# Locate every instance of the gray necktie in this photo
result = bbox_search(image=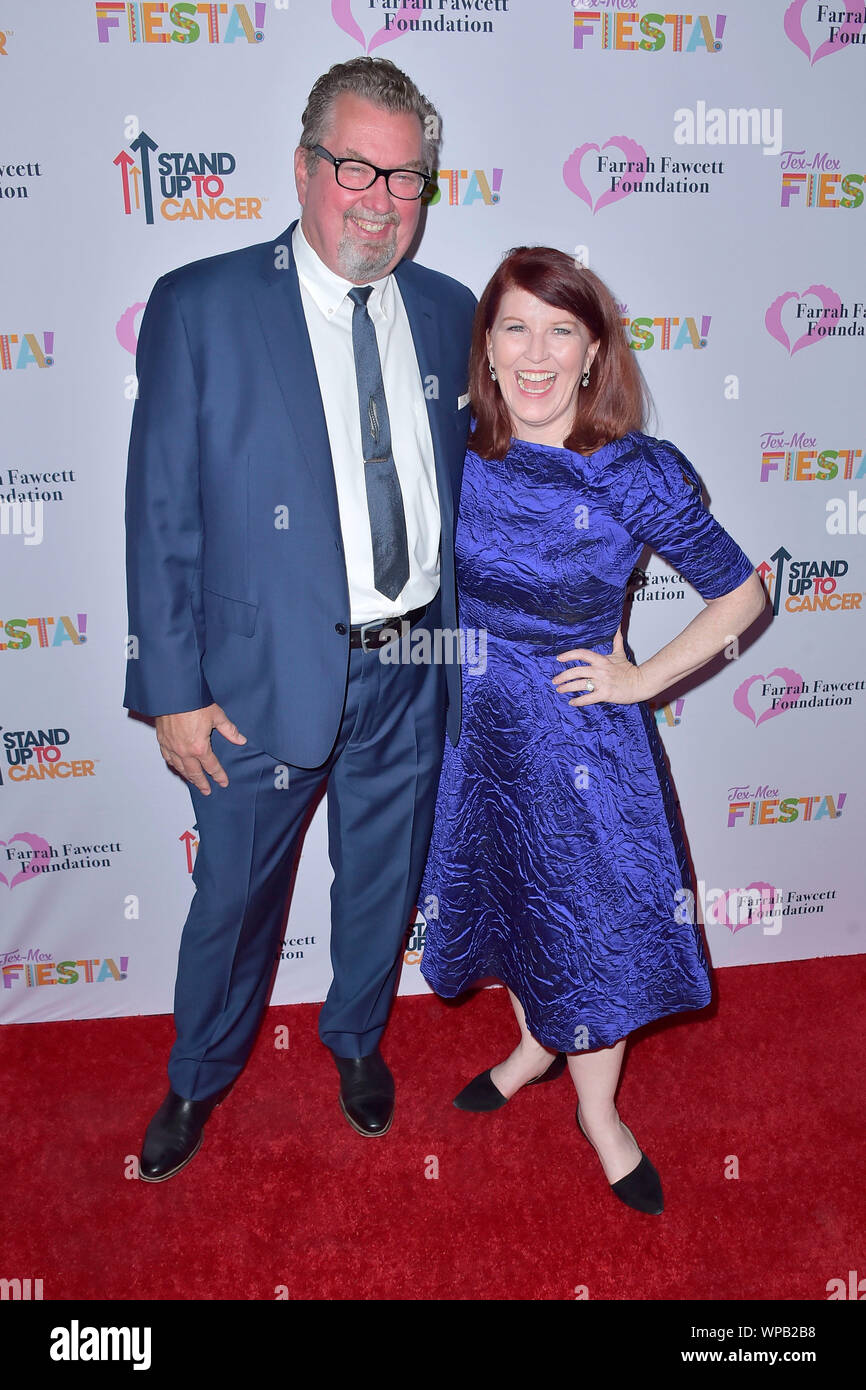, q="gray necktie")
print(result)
[347,285,410,602]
